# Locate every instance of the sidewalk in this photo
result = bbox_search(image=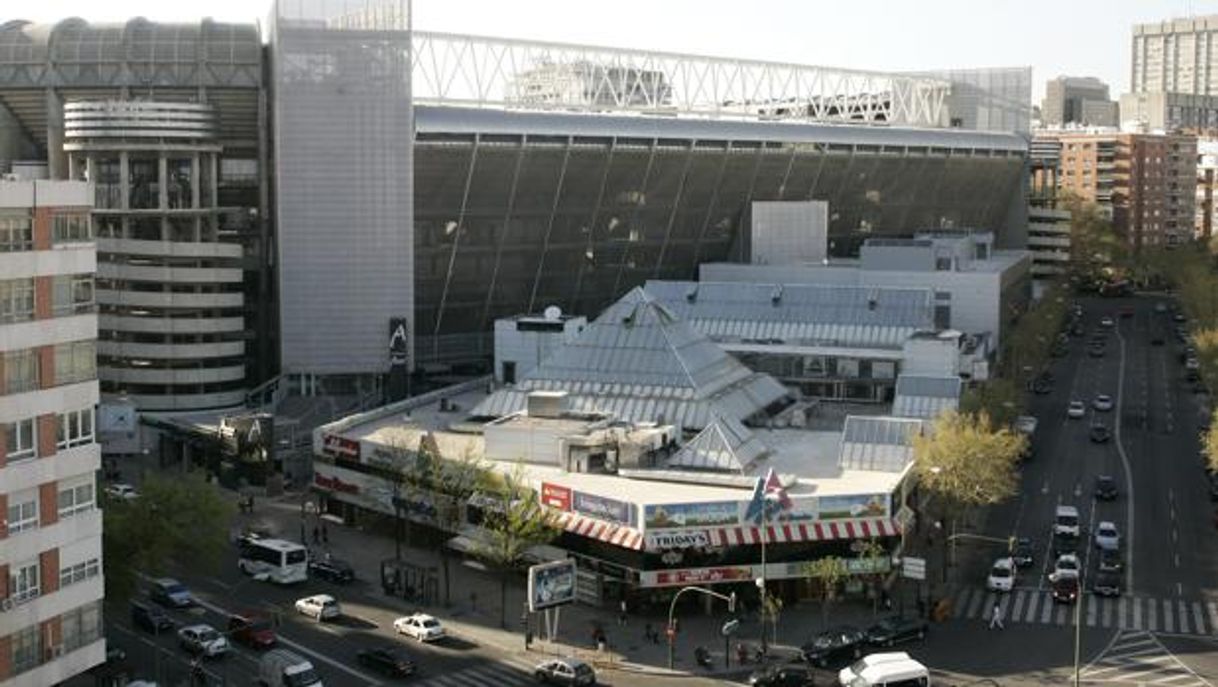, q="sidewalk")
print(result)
[233,490,896,677]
